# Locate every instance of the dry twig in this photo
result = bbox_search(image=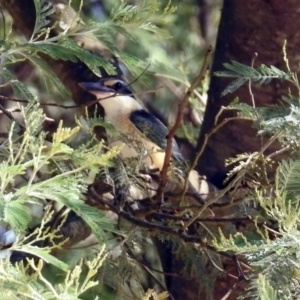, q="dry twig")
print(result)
[156,45,213,204]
